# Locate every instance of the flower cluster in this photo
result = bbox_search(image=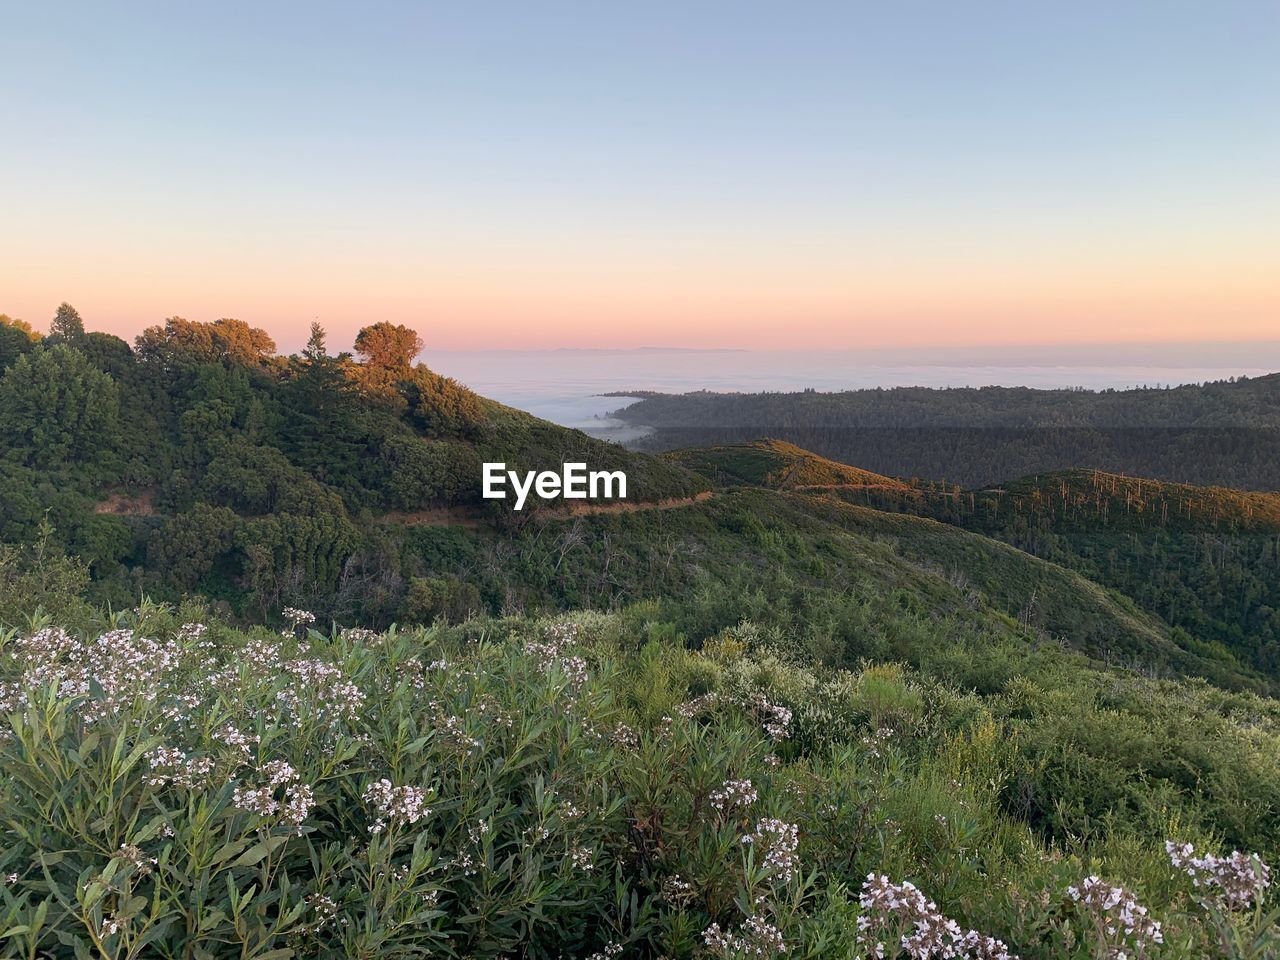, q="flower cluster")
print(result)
[242,761,317,831]
[340,626,380,645]
[282,608,316,632]
[229,760,315,831]
[861,726,896,758]
[232,785,280,818]
[675,691,717,718]
[114,843,157,875]
[525,621,590,691]
[742,818,800,884]
[710,777,758,815]
[276,656,365,726]
[215,723,259,758]
[431,711,480,752]
[362,779,430,834]
[281,783,316,831]
[145,746,217,789]
[453,820,488,875]
[611,722,639,749]
[660,874,696,908]
[1166,840,1271,910]
[703,915,788,957]
[569,844,595,872]
[2,627,191,722]
[858,874,1017,960]
[743,693,793,741]
[302,893,340,934]
[1067,876,1162,958]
